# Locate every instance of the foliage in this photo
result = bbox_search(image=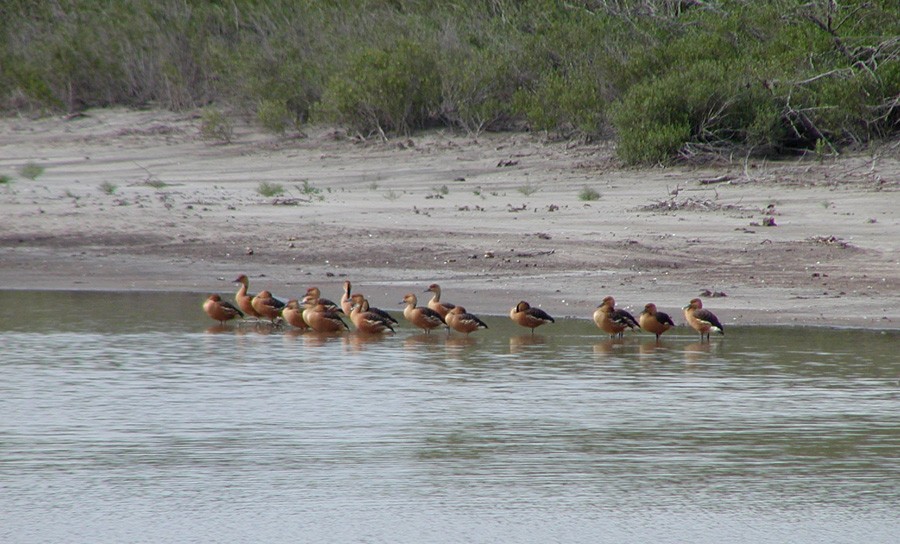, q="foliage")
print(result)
[19,162,44,180]
[199,108,233,143]
[578,186,601,201]
[256,182,284,197]
[0,0,897,163]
